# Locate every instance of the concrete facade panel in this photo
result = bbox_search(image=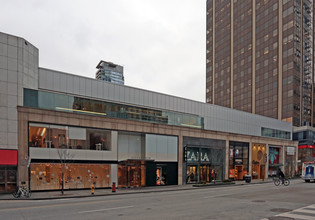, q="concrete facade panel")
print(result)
[86,79,92,97]
[0,69,8,82]
[79,78,85,95]
[8,70,18,84]
[7,45,17,59]
[0,43,7,57]
[7,95,17,107]
[8,35,18,47]
[0,131,8,145]
[73,76,80,94]
[0,33,8,44]
[8,119,17,133]
[0,119,7,133]
[53,73,60,91]
[66,75,74,94]
[7,132,17,146]
[8,107,17,120]
[0,55,8,69]
[30,148,50,159]
[8,57,17,71]
[97,81,103,99]
[59,74,67,93]
[118,86,124,102]
[91,80,98,97]
[124,87,129,103]
[8,83,18,96]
